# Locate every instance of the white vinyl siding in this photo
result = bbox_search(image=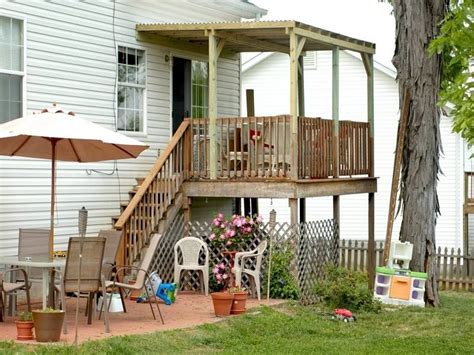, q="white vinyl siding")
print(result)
[243,51,464,251]
[0,0,243,256]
